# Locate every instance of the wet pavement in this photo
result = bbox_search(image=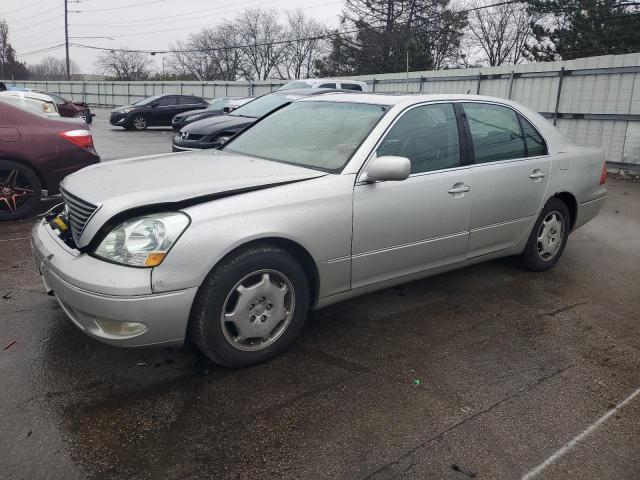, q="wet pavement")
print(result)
[1,119,639,479]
